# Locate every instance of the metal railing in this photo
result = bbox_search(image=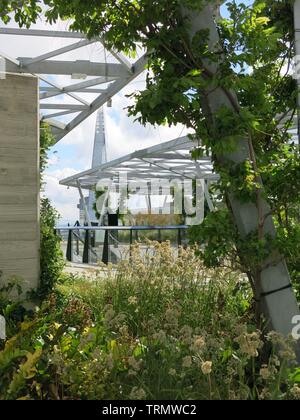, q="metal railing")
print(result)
[55,224,189,265]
